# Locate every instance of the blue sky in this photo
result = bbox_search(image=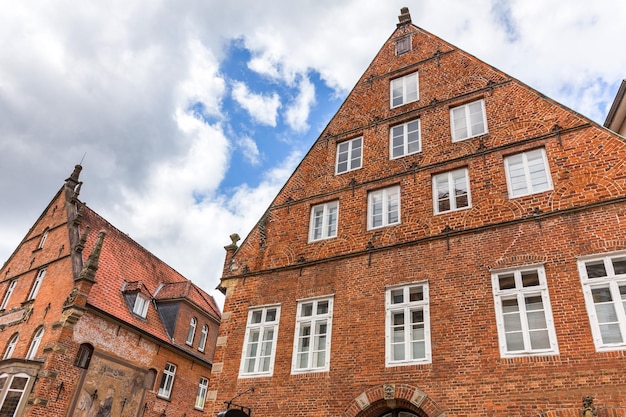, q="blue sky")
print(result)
[1,0,625,308]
